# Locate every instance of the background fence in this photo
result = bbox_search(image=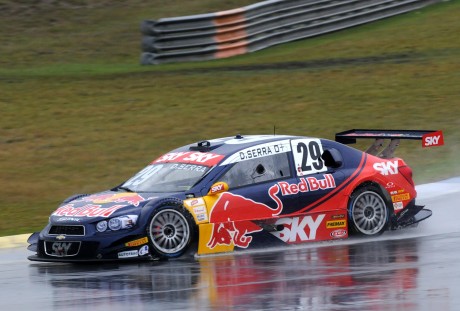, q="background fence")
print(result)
[140,0,441,65]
